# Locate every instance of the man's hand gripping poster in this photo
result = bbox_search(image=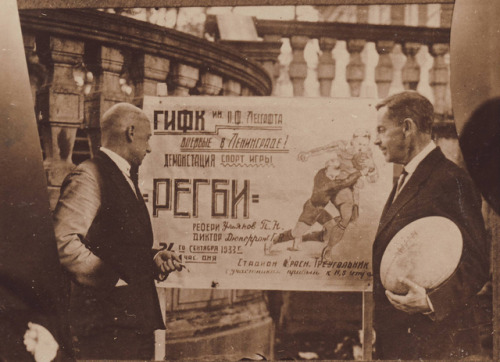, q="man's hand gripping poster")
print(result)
[141,96,392,291]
